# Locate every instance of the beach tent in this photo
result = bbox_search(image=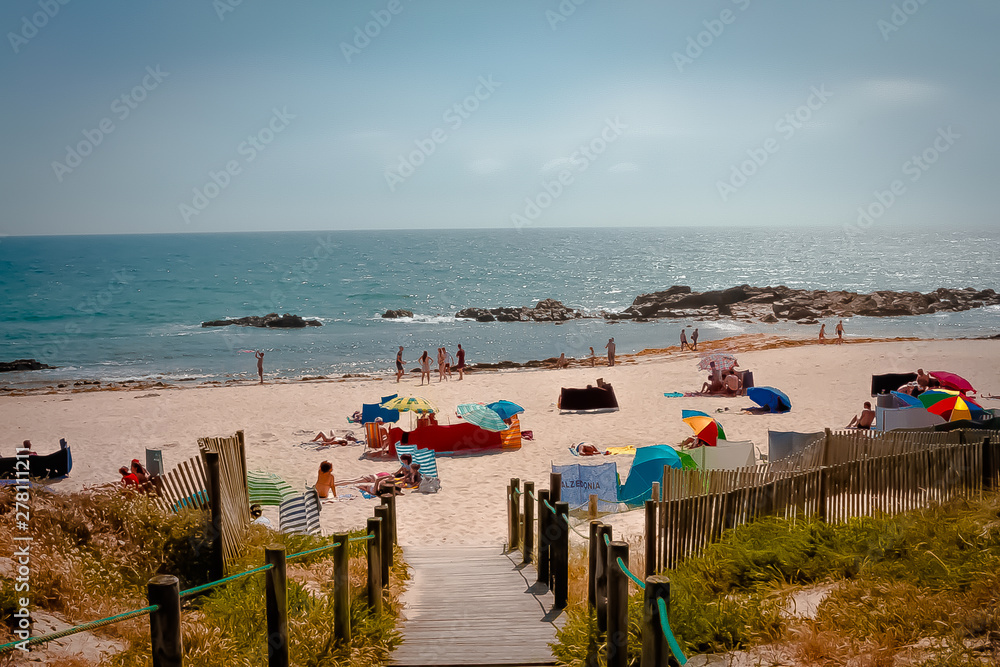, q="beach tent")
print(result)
[558,381,619,412]
[746,386,791,413]
[687,440,757,470]
[767,431,824,462]
[552,461,619,512]
[871,373,917,396]
[618,445,687,505]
